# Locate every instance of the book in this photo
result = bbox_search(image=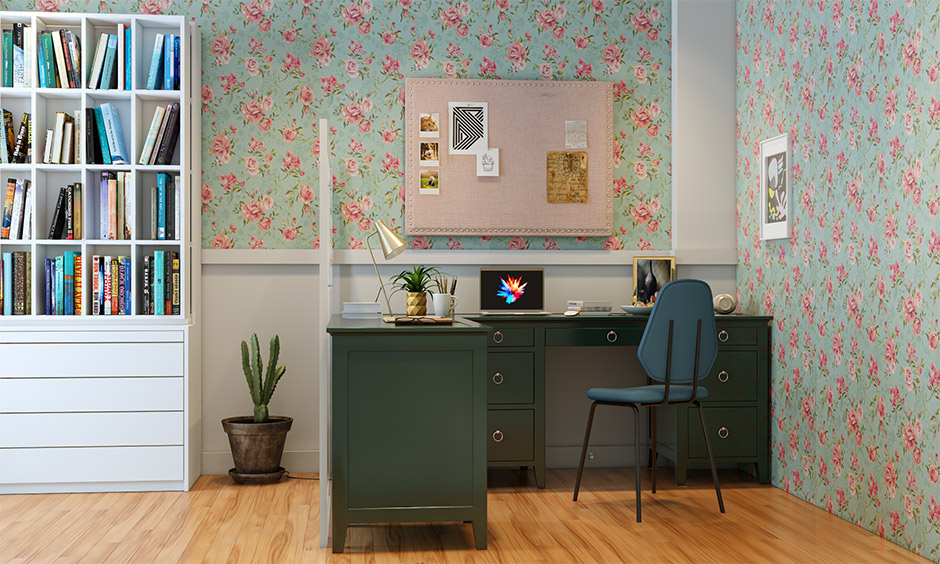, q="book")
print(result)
[60,29,77,88]
[117,24,125,91]
[73,109,82,164]
[23,27,32,88]
[12,24,25,88]
[21,180,32,239]
[99,103,128,164]
[0,110,10,163]
[87,32,108,89]
[107,175,117,239]
[154,102,180,165]
[50,29,68,89]
[84,108,99,164]
[64,251,74,314]
[50,111,66,164]
[171,253,180,315]
[117,256,125,315]
[65,183,73,239]
[92,107,111,164]
[142,254,150,315]
[24,251,31,314]
[66,30,81,87]
[61,120,74,164]
[41,128,53,163]
[163,34,175,90]
[40,32,56,88]
[164,250,171,314]
[150,186,157,239]
[174,175,181,241]
[174,35,180,89]
[149,104,172,165]
[48,186,67,239]
[2,31,11,87]
[73,182,81,239]
[44,258,52,315]
[123,172,132,239]
[2,252,10,315]
[156,173,167,239]
[100,33,117,89]
[116,171,124,240]
[37,32,47,87]
[154,250,164,316]
[11,112,29,163]
[138,105,166,164]
[102,254,111,315]
[9,178,24,240]
[12,251,25,314]
[166,174,175,240]
[110,257,118,315]
[124,27,132,90]
[145,33,164,90]
[92,255,100,315]
[124,256,131,315]
[2,109,14,163]
[1,178,15,238]
[74,254,82,314]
